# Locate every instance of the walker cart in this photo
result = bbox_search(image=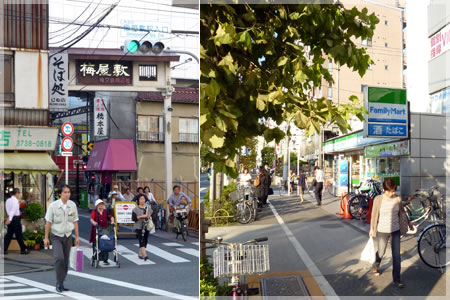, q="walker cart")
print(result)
[91,222,120,268]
